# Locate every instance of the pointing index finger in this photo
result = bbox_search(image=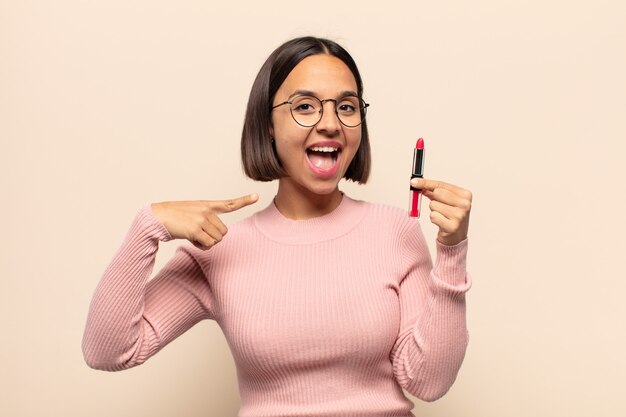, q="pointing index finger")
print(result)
[213,193,259,213]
